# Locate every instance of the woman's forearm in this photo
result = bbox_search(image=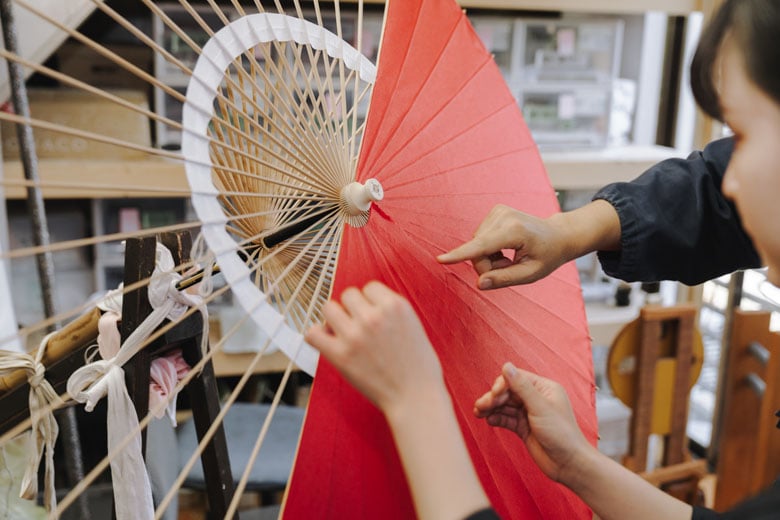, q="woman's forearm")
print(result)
[563,446,692,520]
[385,387,490,520]
[550,199,622,260]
